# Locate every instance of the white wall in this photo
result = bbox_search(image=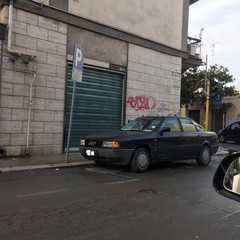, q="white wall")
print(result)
[68,0,183,50]
[126,44,181,121]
